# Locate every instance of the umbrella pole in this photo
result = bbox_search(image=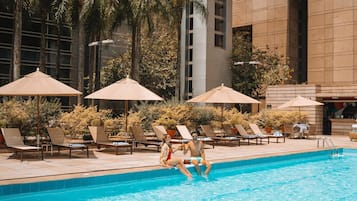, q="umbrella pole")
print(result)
[221,104,224,129]
[36,95,40,147]
[125,100,128,133]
